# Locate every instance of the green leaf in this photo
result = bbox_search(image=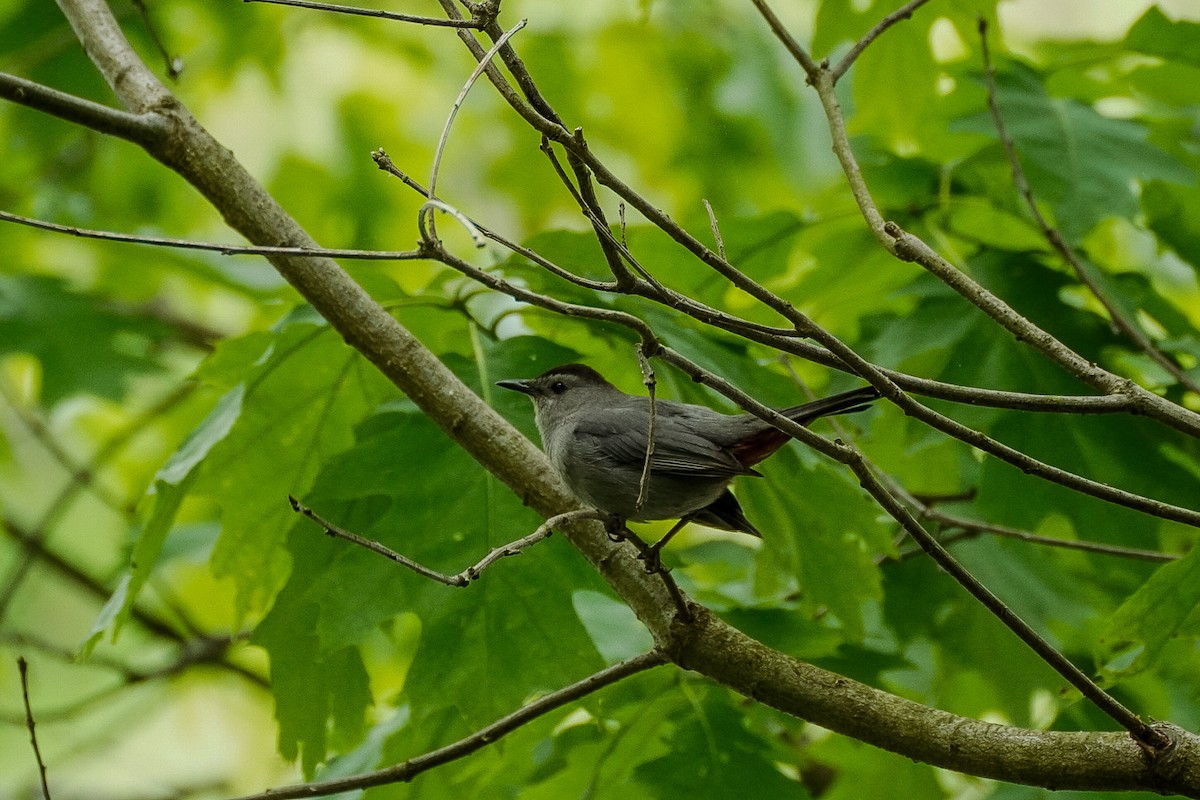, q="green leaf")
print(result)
[1143,181,1200,270]
[1126,5,1200,68]
[254,336,609,770]
[0,274,171,403]
[573,590,655,663]
[742,448,886,641]
[84,384,245,649]
[195,320,396,619]
[955,63,1194,239]
[1097,546,1200,680]
[256,594,374,776]
[634,686,809,799]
